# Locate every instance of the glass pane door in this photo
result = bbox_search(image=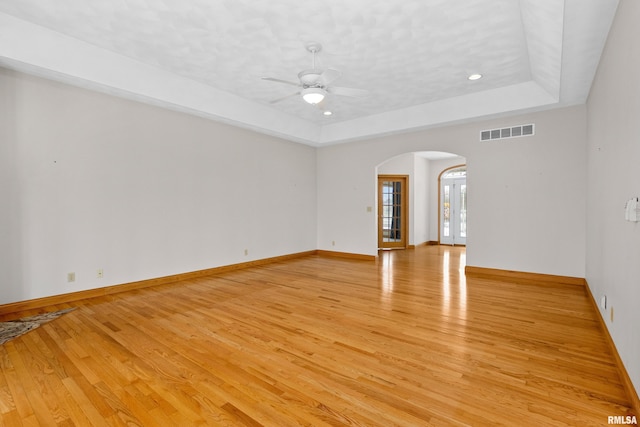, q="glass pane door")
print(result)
[441,177,466,245]
[382,181,402,242]
[378,176,408,249]
[459,183,467,239]
[442,183,451,239]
